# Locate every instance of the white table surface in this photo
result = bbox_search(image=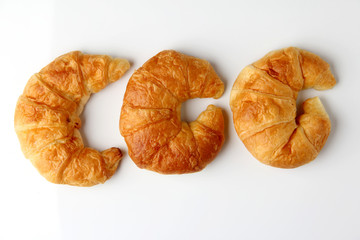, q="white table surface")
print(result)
[1,0,360,239]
